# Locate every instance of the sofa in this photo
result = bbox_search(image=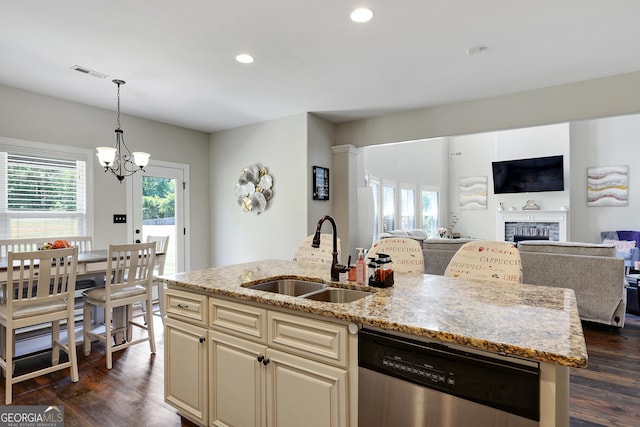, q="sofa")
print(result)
[423,238,476,275]
[423,239,627,327]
